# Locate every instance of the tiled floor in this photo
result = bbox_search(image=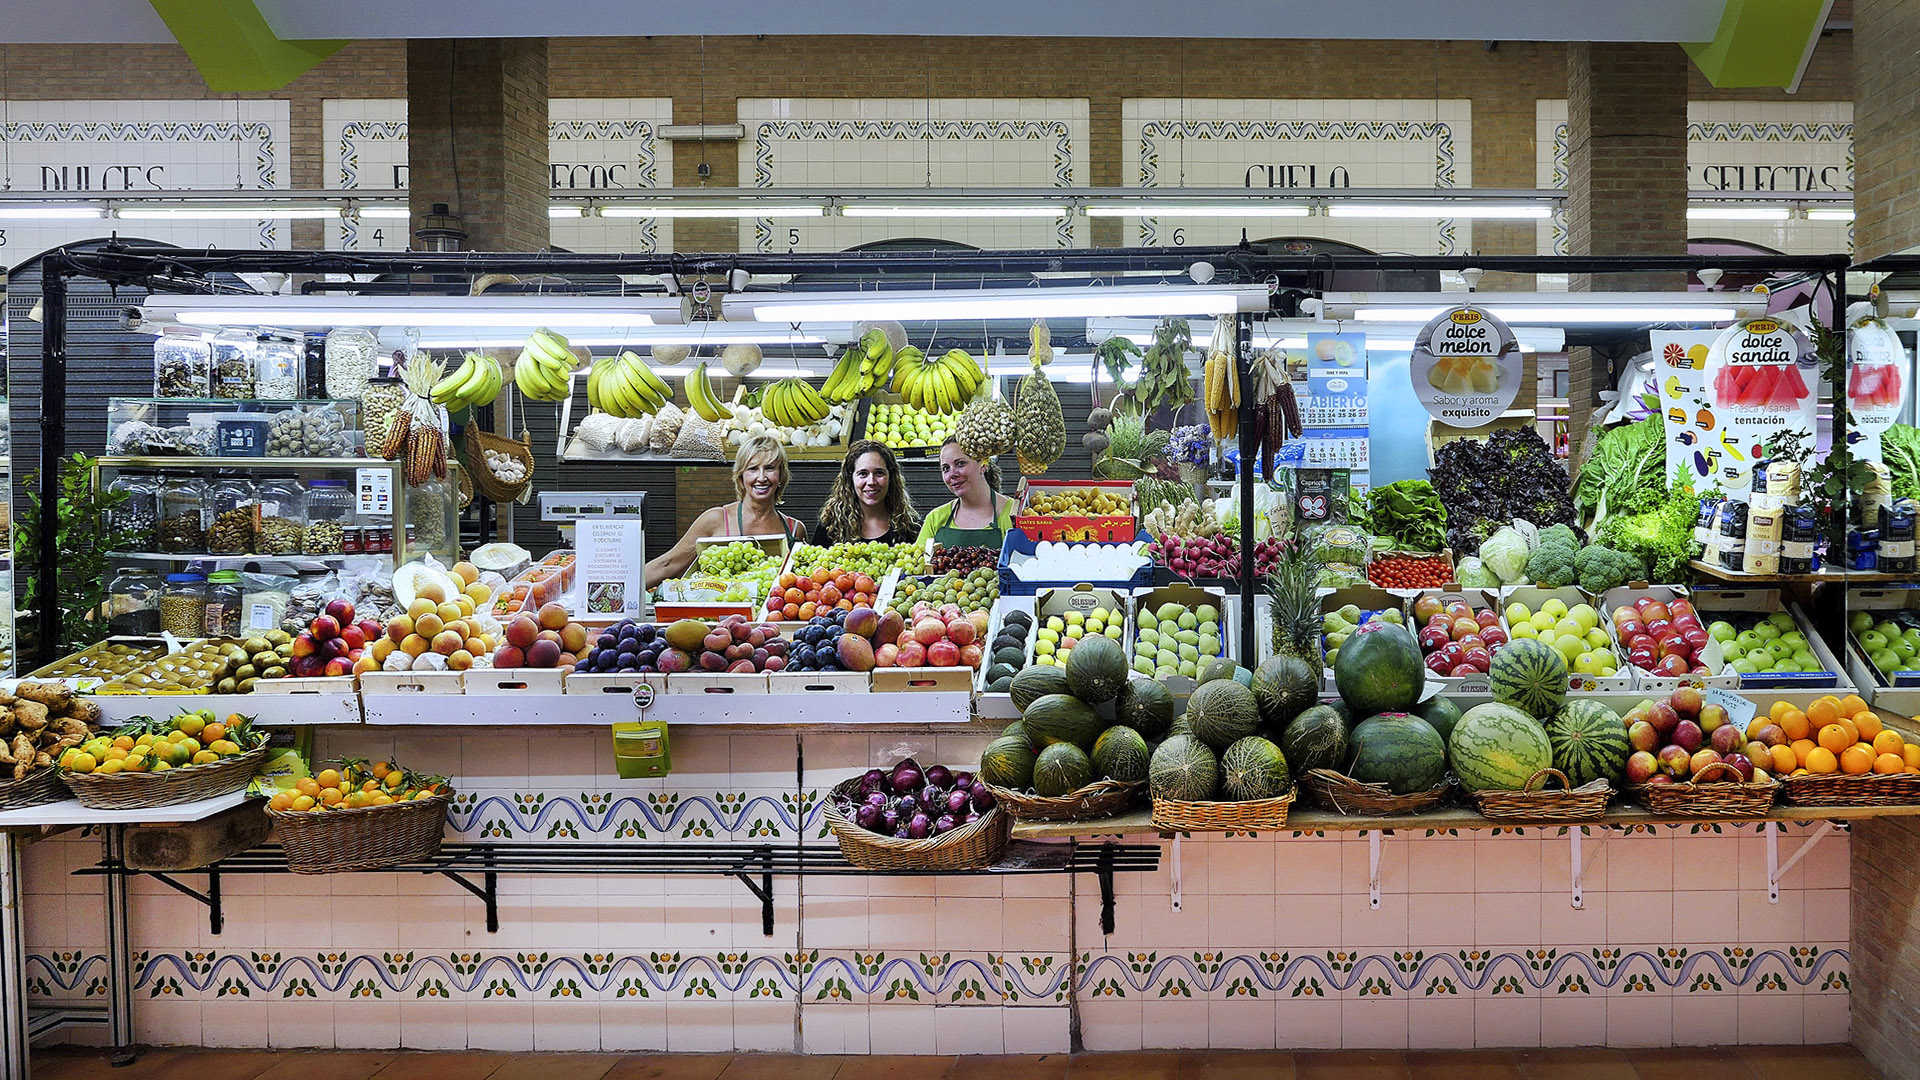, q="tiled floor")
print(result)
[26,1046,1882,1080]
